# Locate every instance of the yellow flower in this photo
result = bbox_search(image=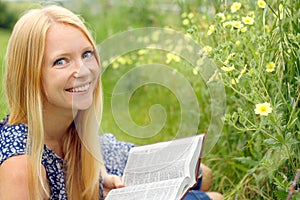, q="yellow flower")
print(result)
[242,16,254,25]
[238,64,247,79]
[227,53,236,60]
[207,25,215,36]
[166,53,181,64]
[203,46,212,55]
[222,21,232,28]
[216,13,226,22]
[188,13,194,19]
[235,40,241,46]
[241,27,248,32]
[240,64,247,75]
[138,49,147,55]
[265,25,270,33]
[127,58,133,65]
[266,62,276,72]
[173,55,181,62]
[193,67,200,75]
[257,0,266,9]
[117,57,126,65]
[279,4,284,19]
[231,78,239,85]
[181,12,187,18]
[112,62,119,69]
[221,65,235,72]
[197,58,204,66]
[232,20,244,29]
[182,19,190,26]
[254,102,272,116]
[224,53,235,64]
[231,2,242,13]
[279,4,283,11]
